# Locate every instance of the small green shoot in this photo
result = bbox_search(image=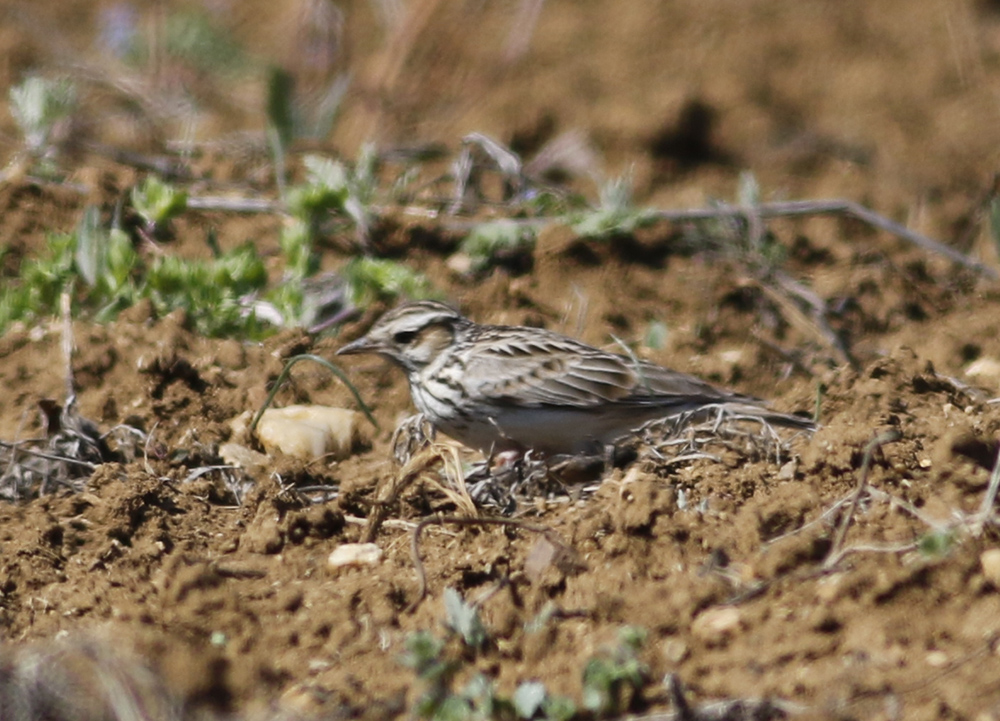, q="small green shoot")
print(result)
[570,170,656,239]
[279,218,319,279]
[581,626,648,717]
[989,195,1000,260]
[460,219,536,273]
[443,587,487,650]
[643,320,669,350]
[281,150,377,270]
[131,176,188,237]
[403,595,649,721]
[684,172,787,271]
[9,75,76,173]
[342,257,435,308]
[73,205,139,319]
[917,529,957,559]
[284,149,379,249]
